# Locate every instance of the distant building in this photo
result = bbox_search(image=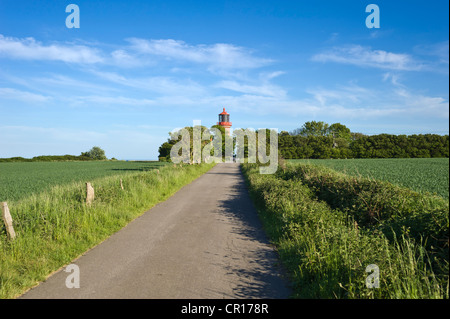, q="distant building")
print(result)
[217,107,232,136]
